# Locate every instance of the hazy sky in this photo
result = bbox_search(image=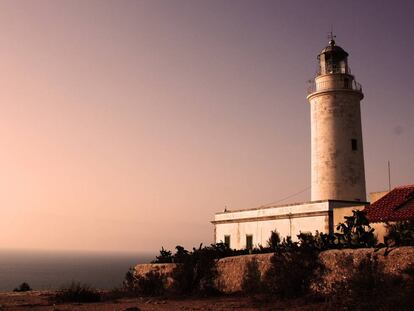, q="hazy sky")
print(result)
[0,0,413,253]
